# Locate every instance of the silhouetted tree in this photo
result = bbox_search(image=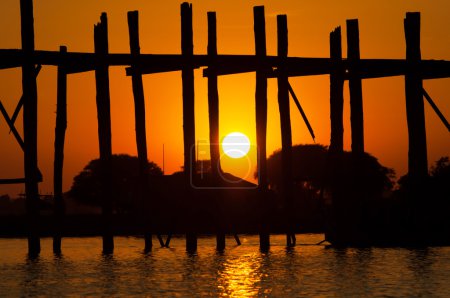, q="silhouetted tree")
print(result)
[396,156,449,193]
[430,156,450,184]
[69,154,162,213]
[395,156,450,229]
[264,144,395,197]
[397,157,449,195]
[429,156,450,226]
